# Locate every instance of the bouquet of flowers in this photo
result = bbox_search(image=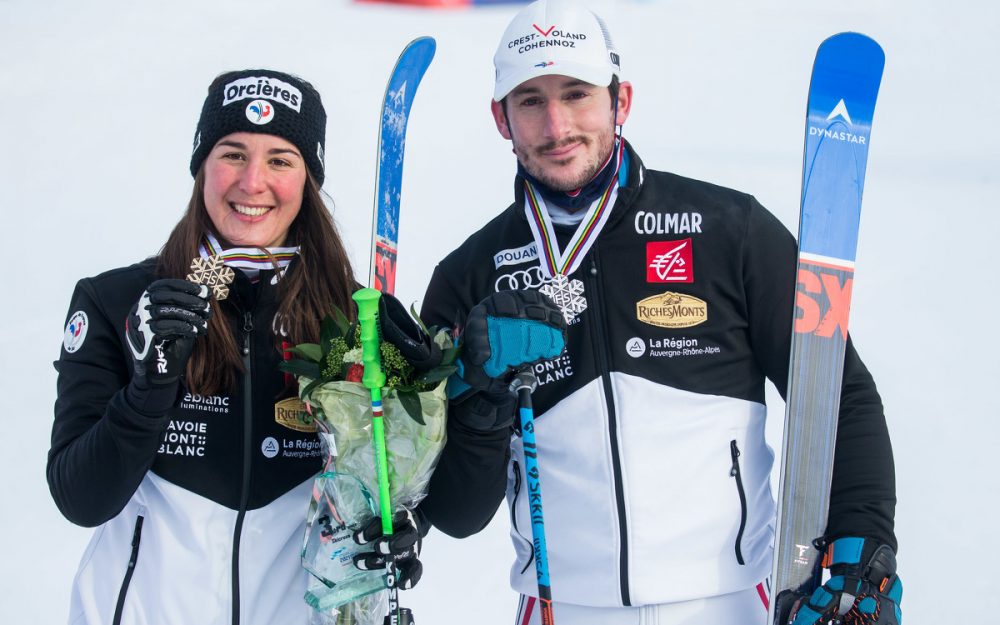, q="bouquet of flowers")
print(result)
[280,305,457,625]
